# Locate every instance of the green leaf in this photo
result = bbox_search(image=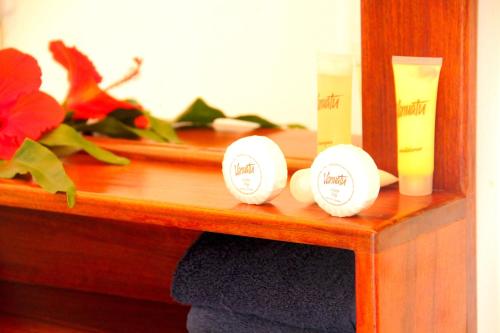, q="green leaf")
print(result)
[40,124,130,165]
[71,117,165,142]
[50,146,83,158]
[148,115,180,143]
[63,112,88,128]
[129,126,166,142]
[287,123,307,129]
[72,117,137,139]
[234,115,279,129]
[64,111,75,123]
[107,110,179,142]
[108,108,143,126]
[0,139,76,207]
[175,98,226,127]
